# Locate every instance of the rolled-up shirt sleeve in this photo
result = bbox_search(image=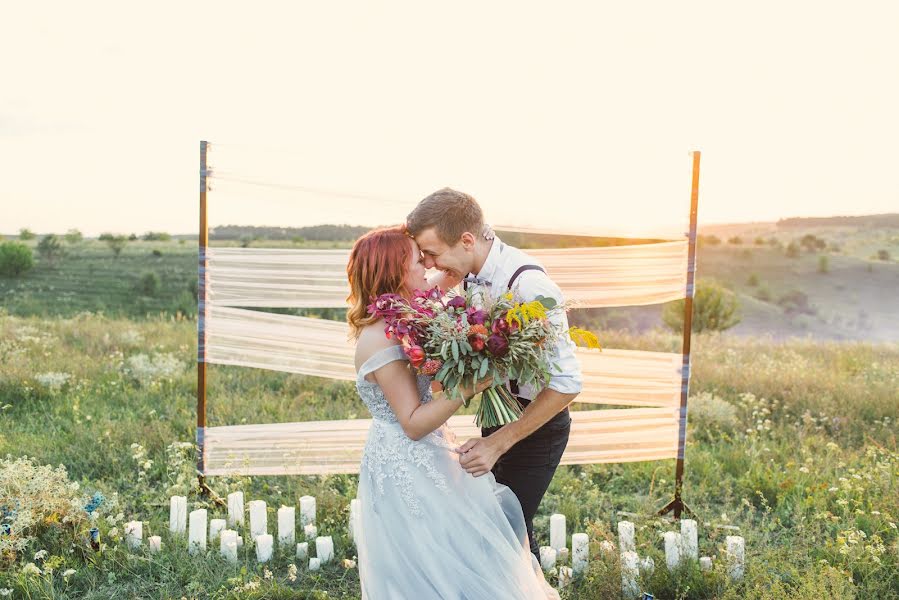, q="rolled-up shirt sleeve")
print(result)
[516,271,584,396]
